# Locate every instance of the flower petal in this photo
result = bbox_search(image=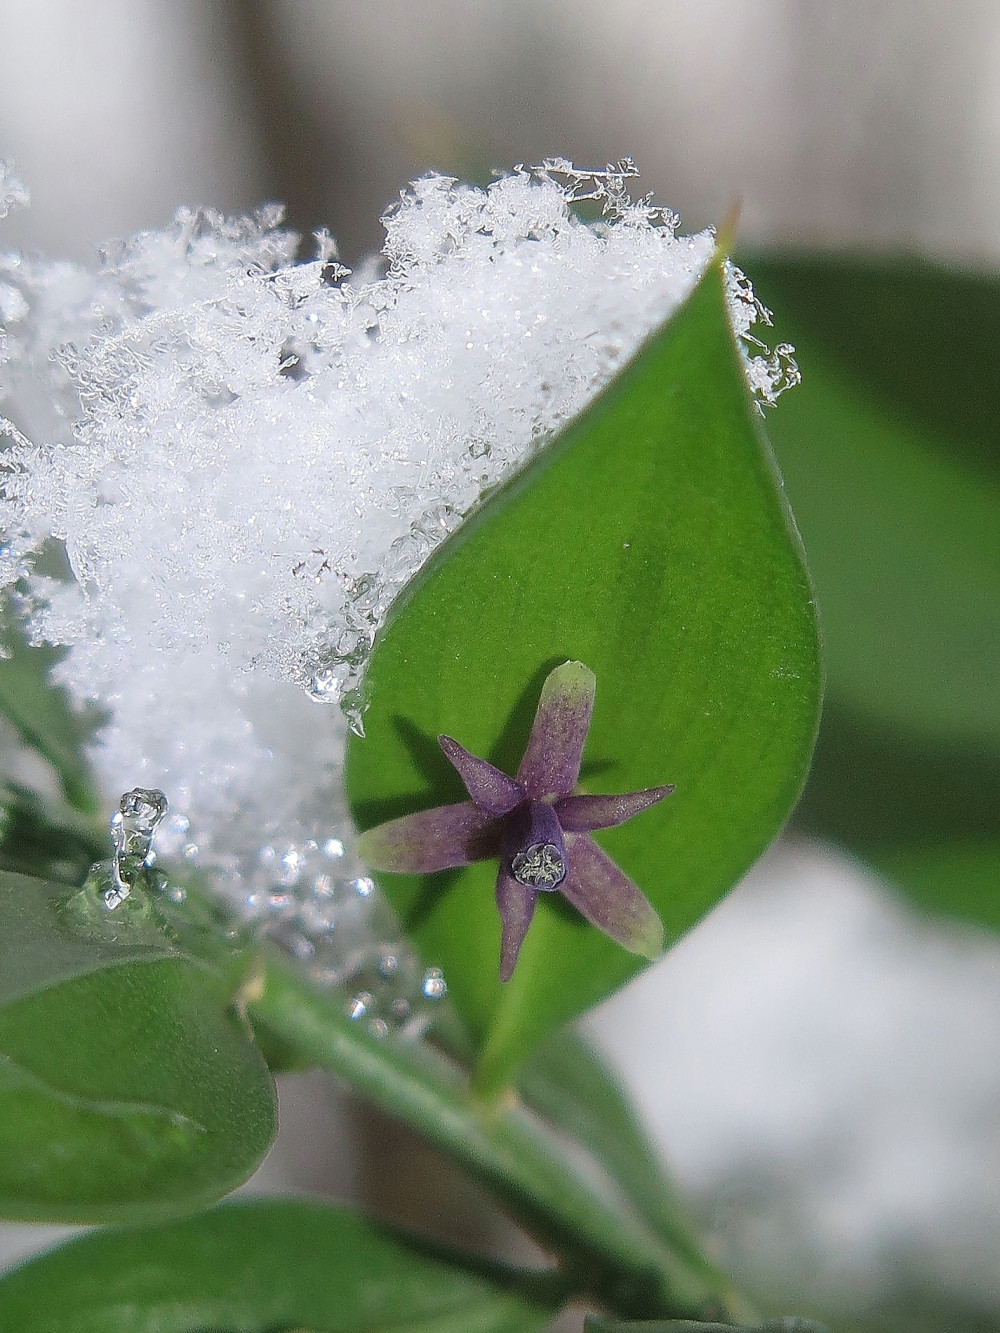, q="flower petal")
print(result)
[559,833,664,959]
[439,735,525,816]
[496,867,537,982]
[554,785,675,831]
[358,802,500,874]
[516,660,596,799]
